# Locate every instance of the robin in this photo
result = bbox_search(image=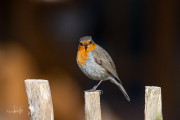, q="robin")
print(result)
[76,36,130,101]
